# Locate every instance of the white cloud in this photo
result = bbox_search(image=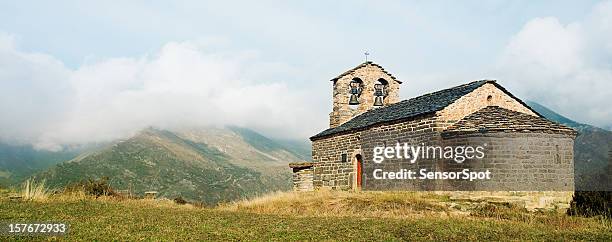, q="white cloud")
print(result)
[495,1,612,128]
[0,34,74,149]
[0,37,326,150]
[2,1,612,152]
